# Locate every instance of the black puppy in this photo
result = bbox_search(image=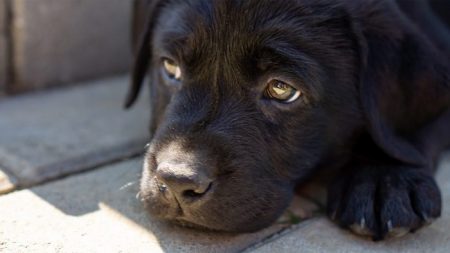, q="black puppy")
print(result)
[126,0,450,240]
